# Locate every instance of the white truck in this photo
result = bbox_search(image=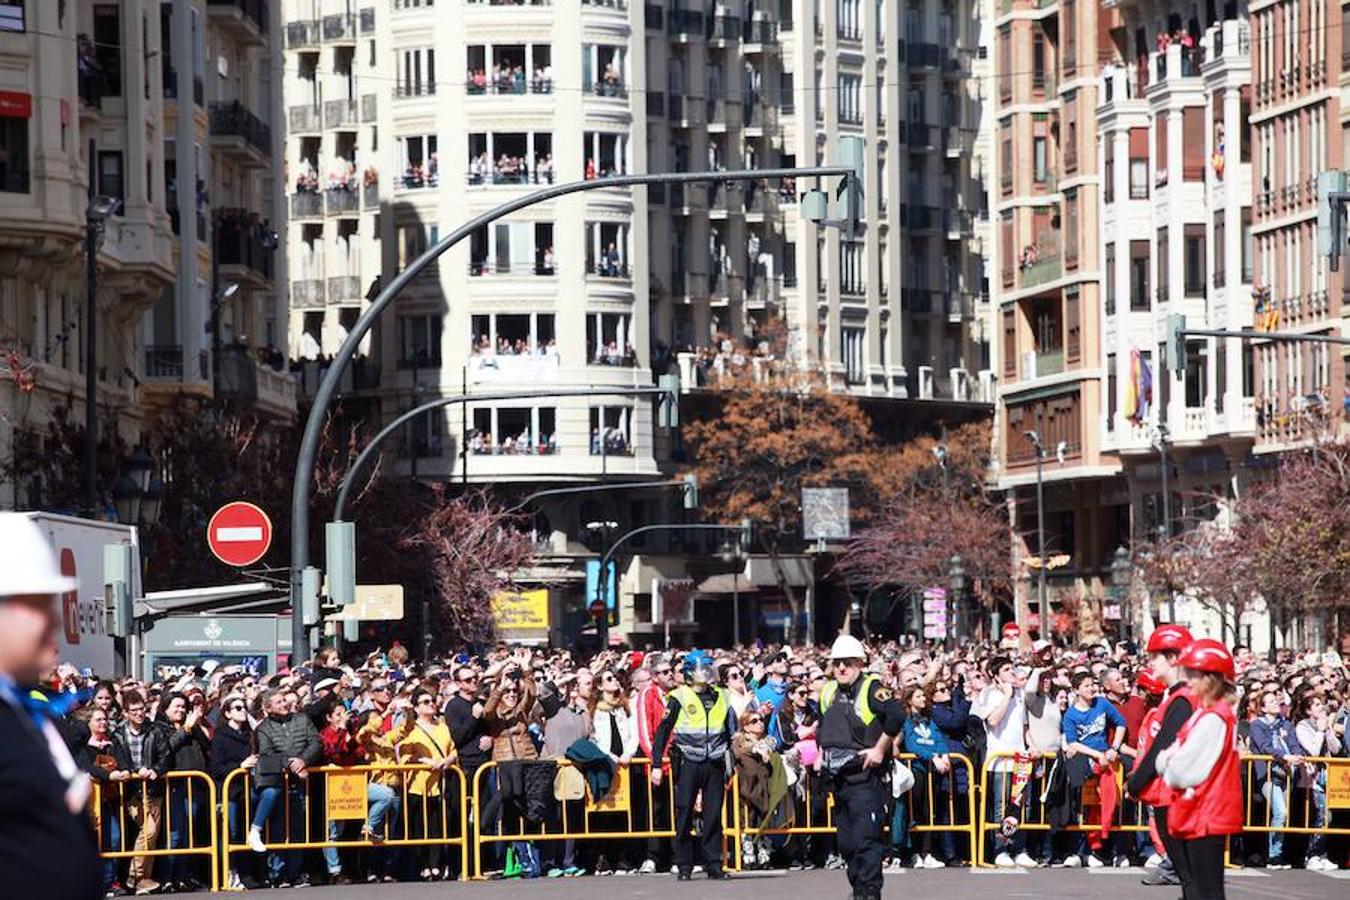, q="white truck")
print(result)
[26,512,141,676]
